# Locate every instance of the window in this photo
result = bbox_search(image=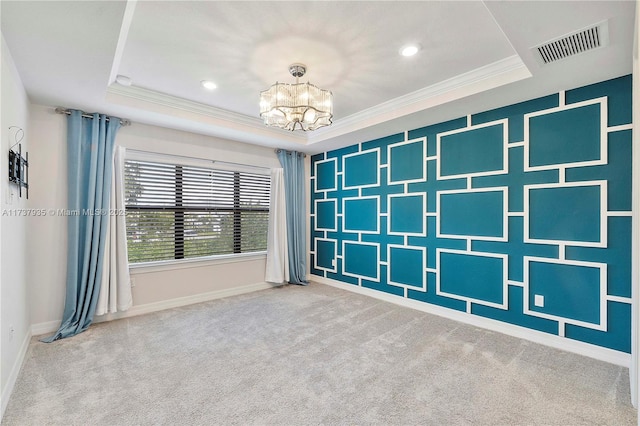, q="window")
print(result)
[124,156,270,264]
